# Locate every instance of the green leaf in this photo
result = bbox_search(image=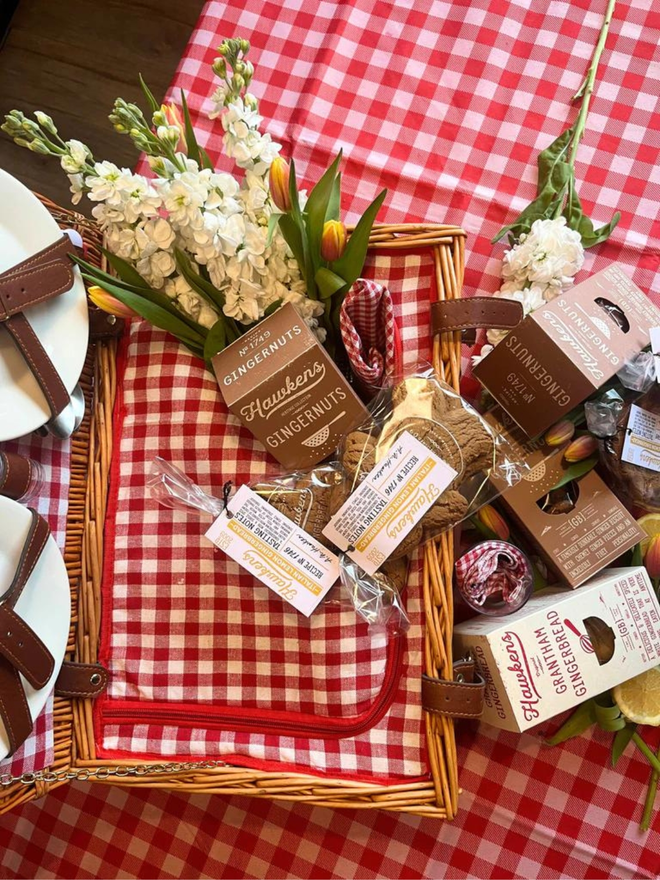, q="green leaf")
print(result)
[139,74,159,113]
[78,267,206,338]
[288,160,316,298]
[266,212,281,248]
[278,213,306,273]
[180,89,200,166]
[536,127,574,195]
[593,695,628,732]
[562,182,620,248]
[331,188,387,289]
[203,317,227,361]
[492,127,575,244]
[545,699,596,746]
[326,172,341,222]
[199,145,214,171]
[492,174,568,244]
[612,725,636,767]
[548,456,597,491]
[315,267,346,300]
[84,281,206,349]
[264,298,282,317]
[305,151,343,271]
[100,248,151,289]
[631,542,644,568]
